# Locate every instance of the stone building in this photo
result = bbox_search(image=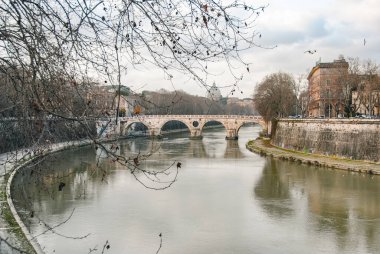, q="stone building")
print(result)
[89,85,132,117]
[307,56,349,117]
[207,82,222,101]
